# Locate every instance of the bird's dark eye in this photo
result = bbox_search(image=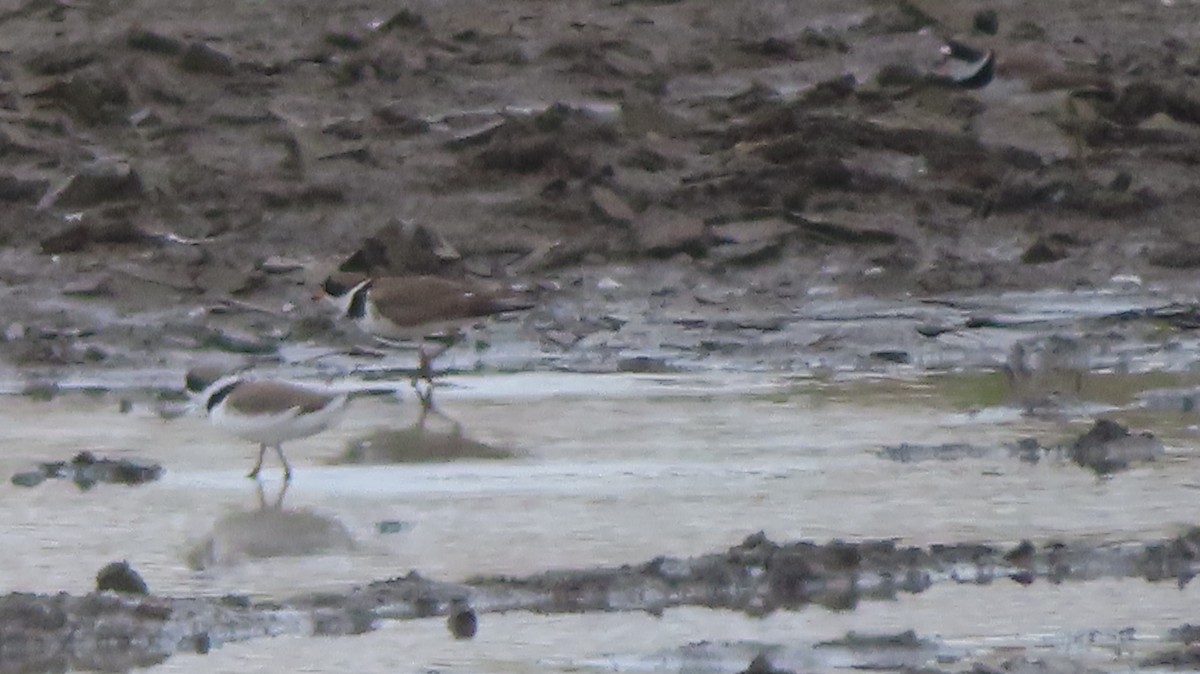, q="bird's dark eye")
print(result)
[322,277,345,296]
